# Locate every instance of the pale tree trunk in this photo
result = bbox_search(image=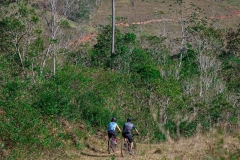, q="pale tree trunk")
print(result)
[51,0,58,76]
[14,40,25,70]
[197,39,223,102]
[173,2,188,80]
[158,98,173,143]
[148,88,174,143]
[175,108,197,140]
[178,2,184,68]
[41,0,58,74]
[111,0,115,70]
[10,28,28,71]
[41,0,74,75]
[198,41,204,97]
[42,44,52,74]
